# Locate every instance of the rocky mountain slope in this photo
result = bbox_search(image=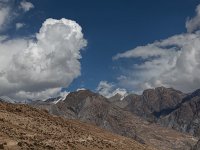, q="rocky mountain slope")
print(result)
[30,90,197,150]
[109,86,200,146]
[0,101,155,150]
[158,89,200,137]
[111,87,200,139]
